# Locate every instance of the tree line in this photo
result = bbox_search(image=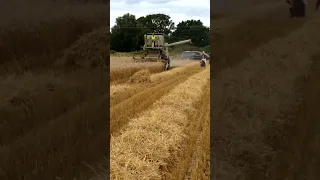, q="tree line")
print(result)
[110,13,210,52]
